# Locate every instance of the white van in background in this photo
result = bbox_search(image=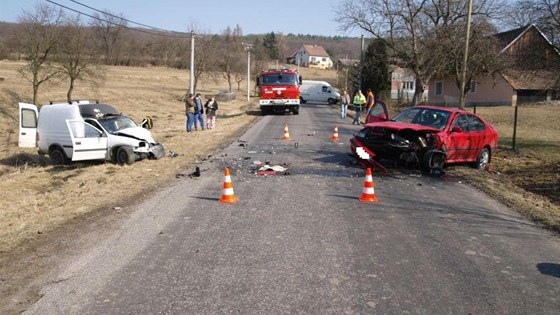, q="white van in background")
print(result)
[299,80,341,104]
[19,101,165,165]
